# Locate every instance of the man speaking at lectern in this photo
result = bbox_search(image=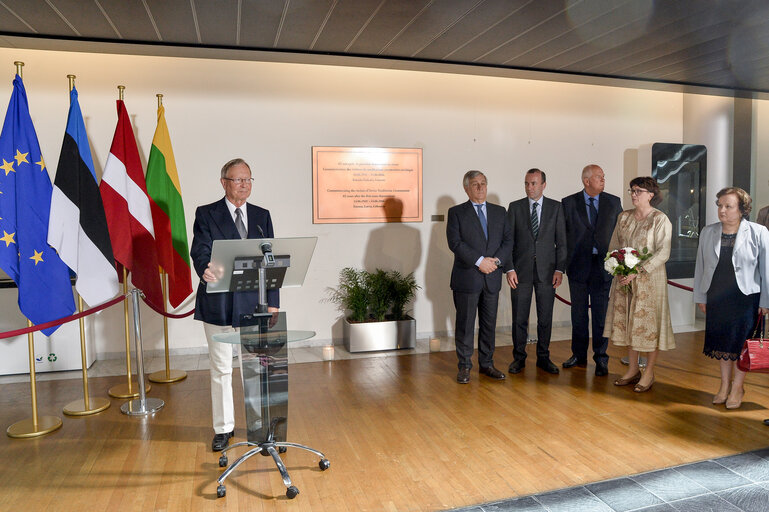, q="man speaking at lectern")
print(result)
[190,158,279,452]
